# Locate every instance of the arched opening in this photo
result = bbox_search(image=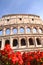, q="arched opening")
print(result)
[21,38,26,46]
[6,28,10,35]
[0,41,2,48]
[36,38,41,45]
[33,28,37,33]
[0,30,3,36]
[5,40,10,45]
[13,39,18,46]
[39,28,42,33]
[20,27,24,33]
[26,27,31,33]
[13,28,17,34]
[29,38,34,45]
